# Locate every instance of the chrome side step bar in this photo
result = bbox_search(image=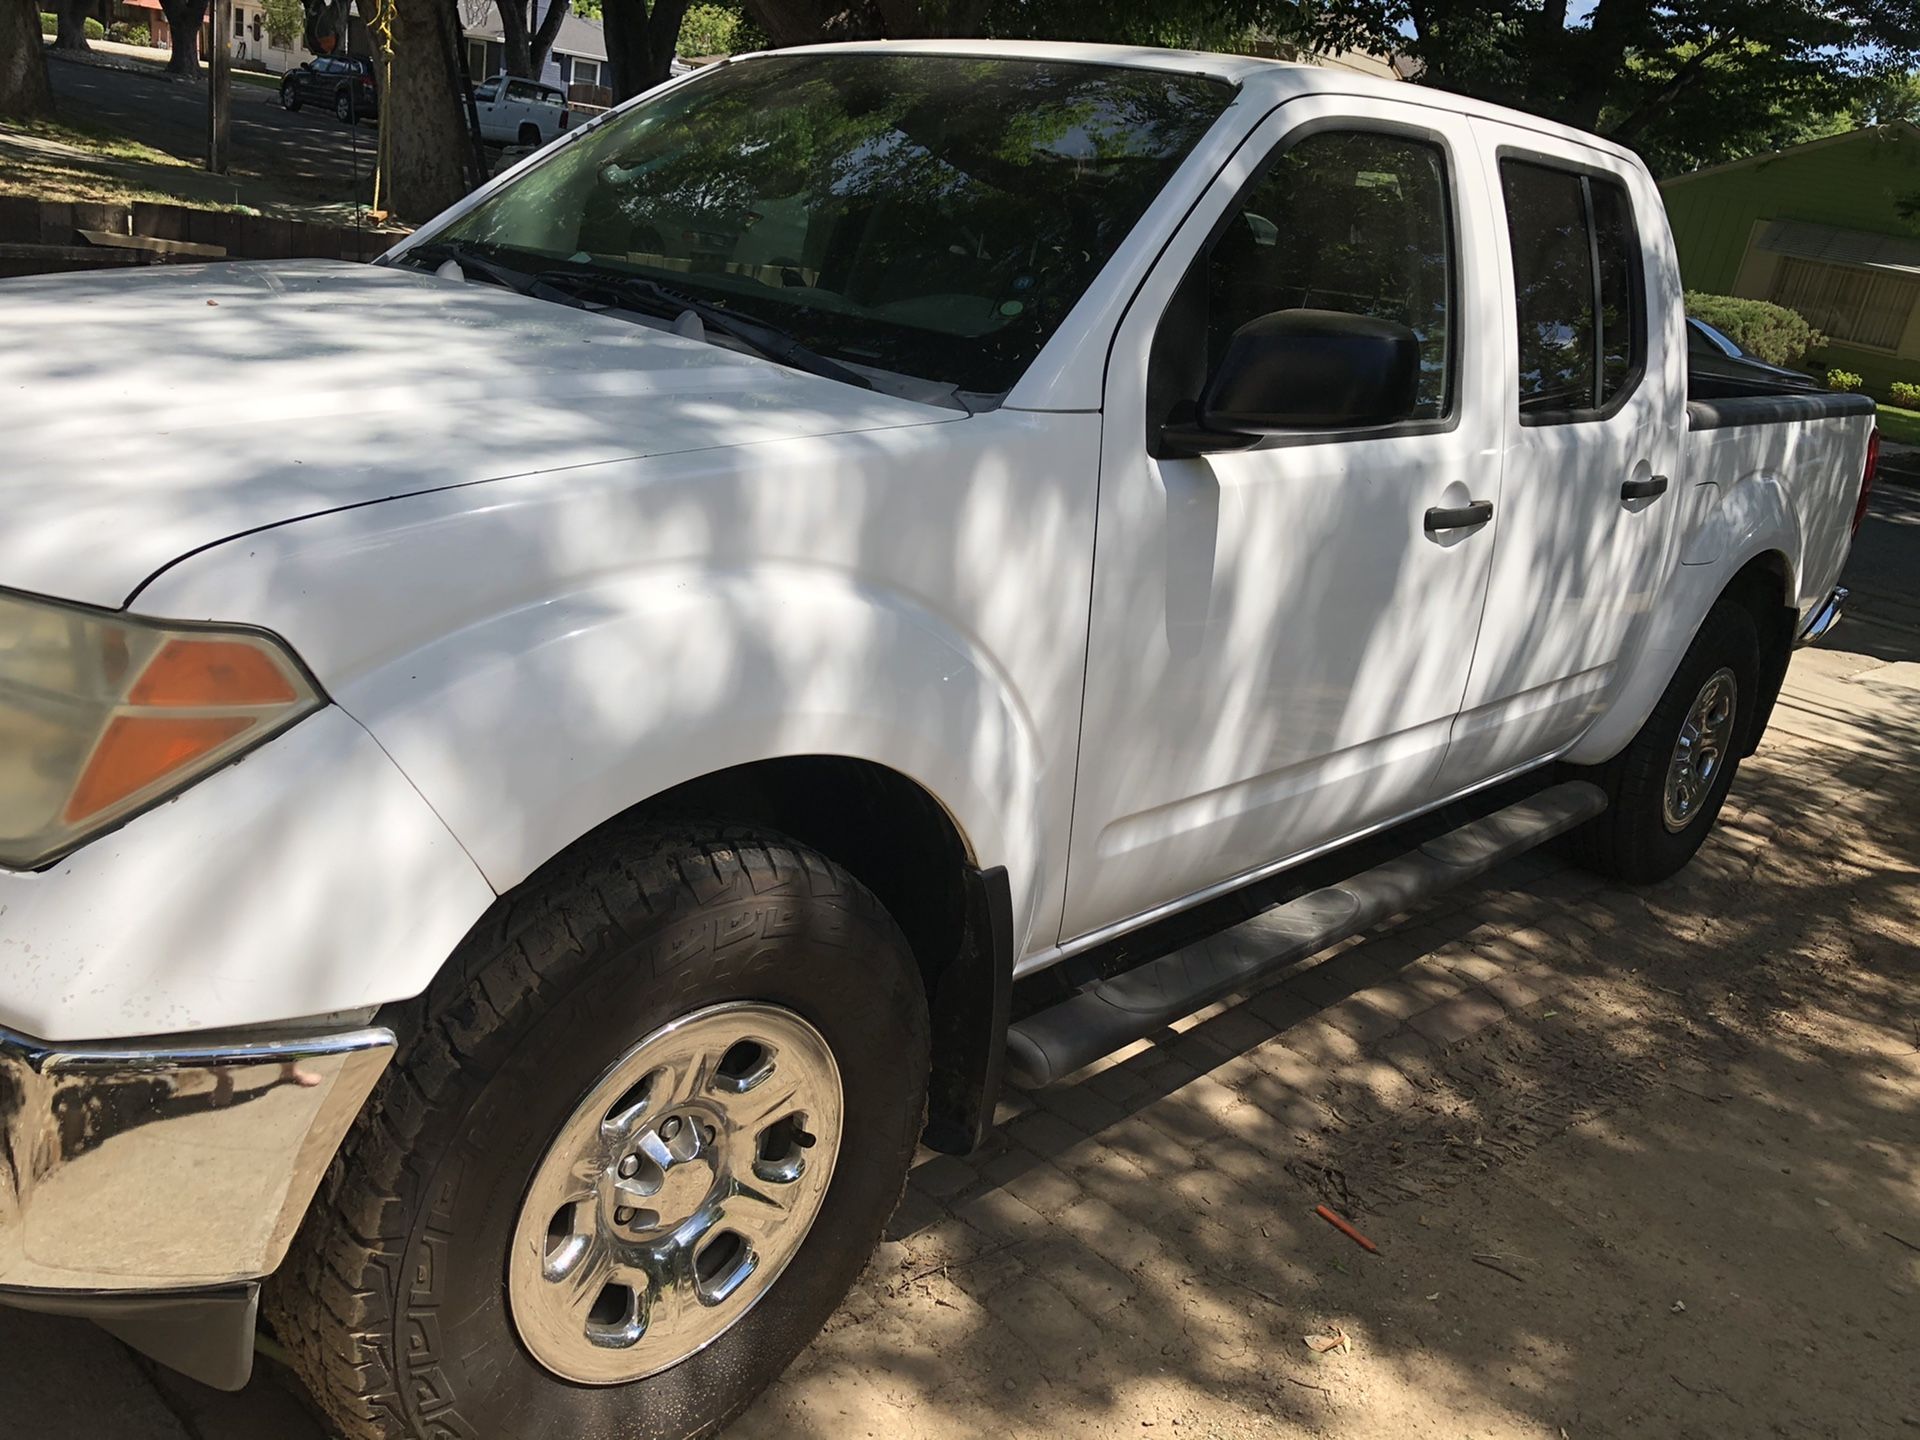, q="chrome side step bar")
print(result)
[1004,781,1607,1087]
